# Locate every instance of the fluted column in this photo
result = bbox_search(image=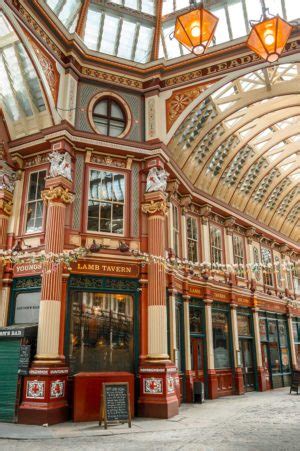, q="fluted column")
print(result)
[168,288,177,363]
[0,187,14,327]
[142,191,169,360]
[204,299,218,399]
[183,295,191,371]
[35,177,74,363]
[252,307,266,391]
[287,314,297,369]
